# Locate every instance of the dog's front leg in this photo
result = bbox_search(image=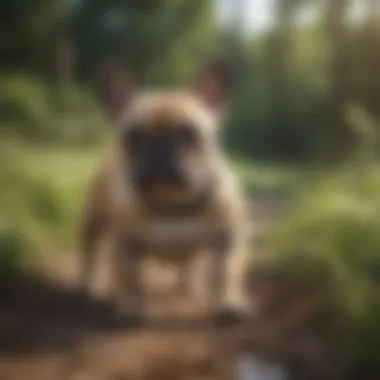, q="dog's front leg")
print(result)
[209,232,252,324]
[110,238,145,322]
[207,233,230,314]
